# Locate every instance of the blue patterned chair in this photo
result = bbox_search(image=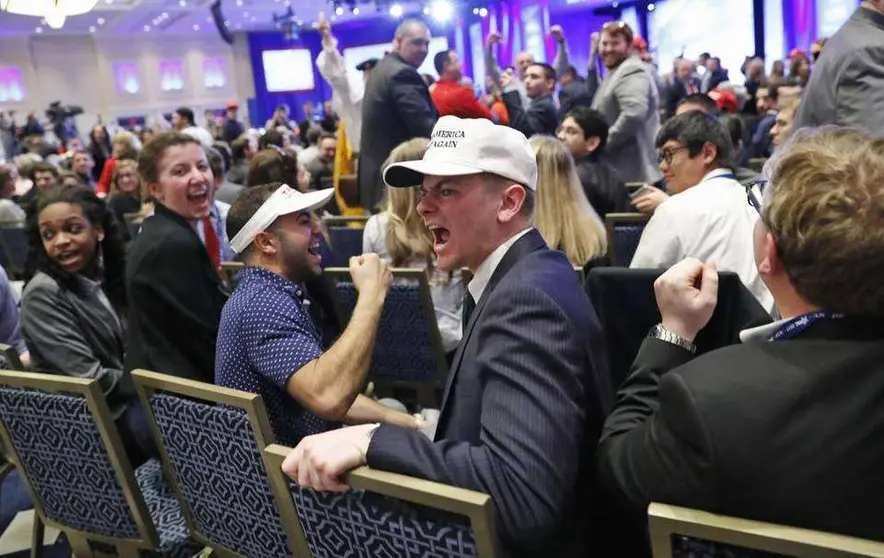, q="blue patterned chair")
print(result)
[0,370,202,557]
[649,503,884,558]
[0,221,27,279]
[263,443,501,557]
[322,215,369,268]
[131,369,306,557]
[604,213,651,267]
[325,268,450,408]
